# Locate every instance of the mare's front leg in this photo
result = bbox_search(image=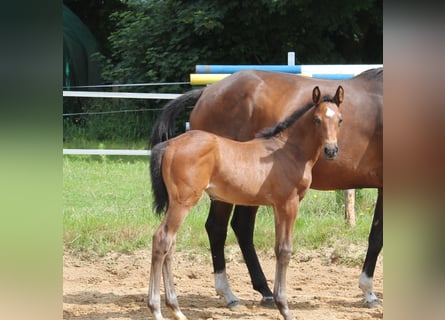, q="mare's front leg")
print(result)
[204,200,240,308]
[359,187,383,307]
[231,205,274,307]
[273,199,299,320]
